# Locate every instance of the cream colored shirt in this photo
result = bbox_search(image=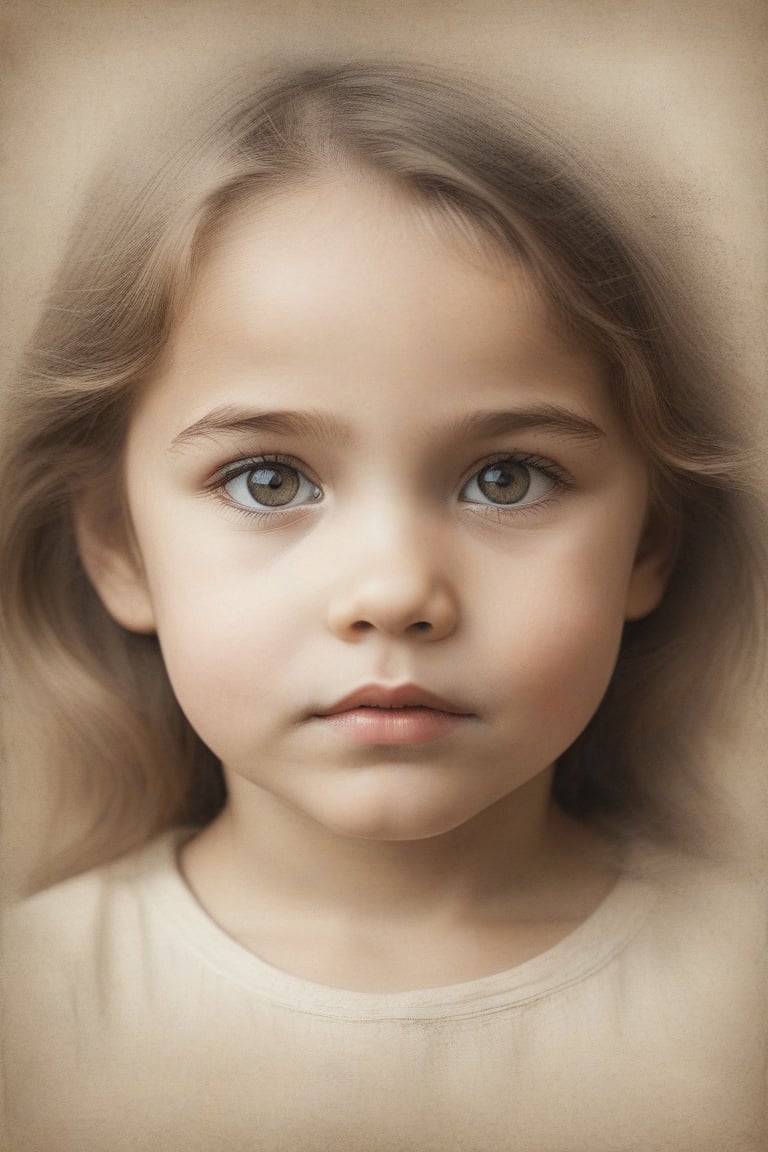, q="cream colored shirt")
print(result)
[2,829,766,1151]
